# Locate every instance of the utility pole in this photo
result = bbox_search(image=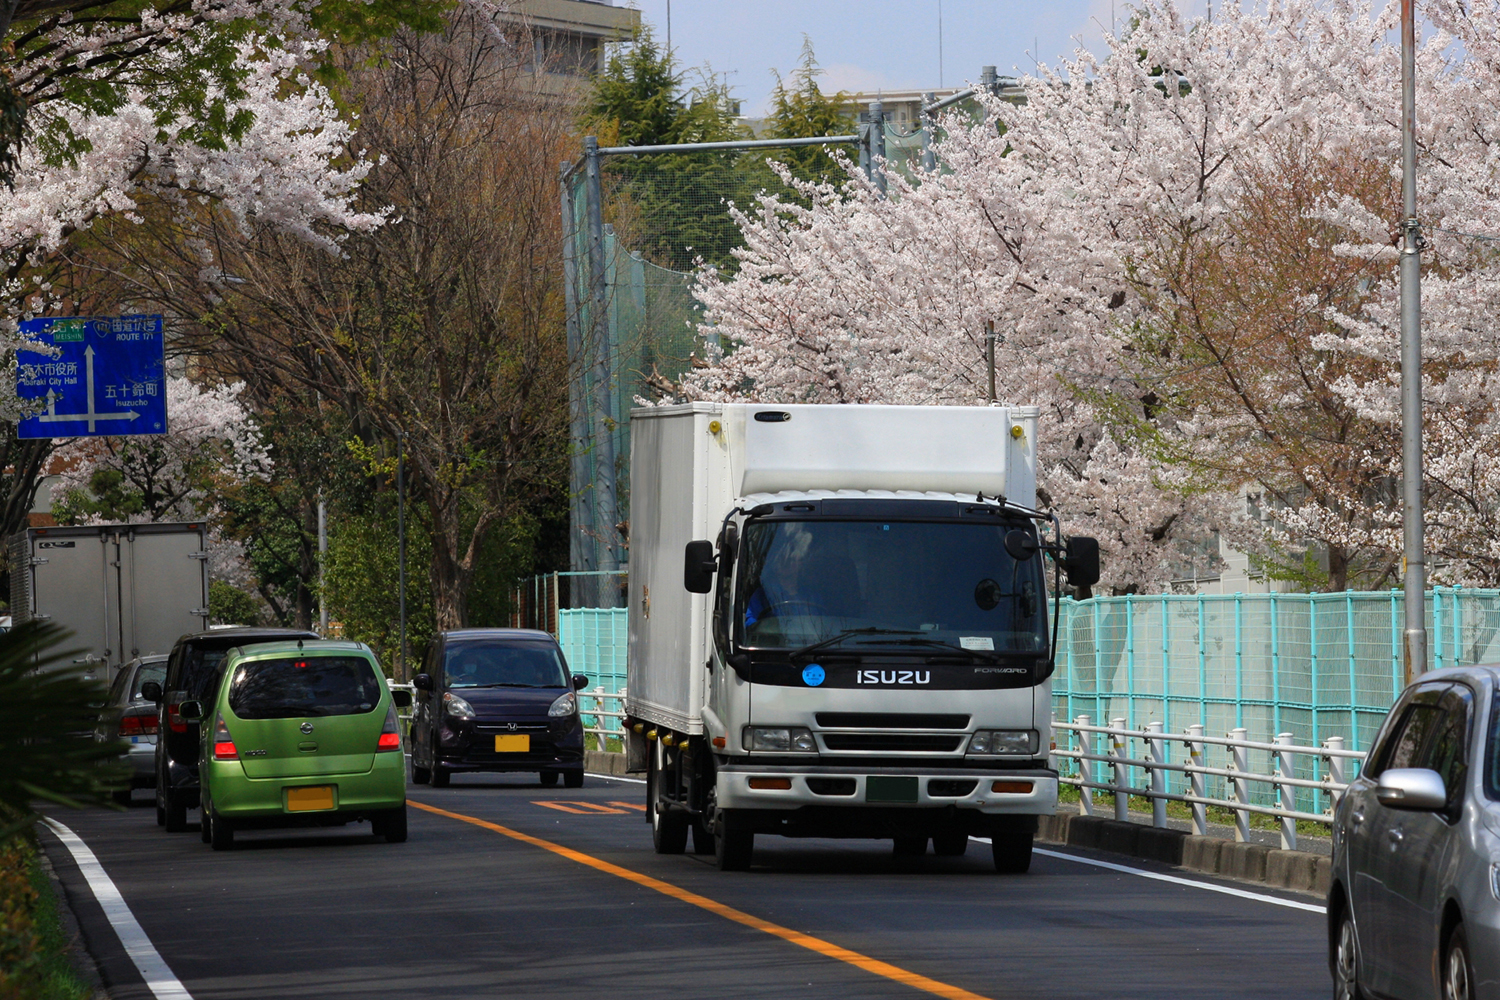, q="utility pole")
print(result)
[985,321,997,404]
[1399,0,1426,683]
[583,136,618,604]
[397,431,408,680]
[317,491,328,635]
